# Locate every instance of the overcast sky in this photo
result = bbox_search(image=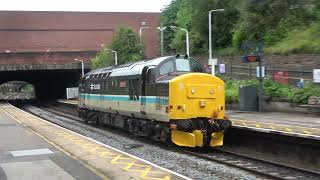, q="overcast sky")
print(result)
[0,0,172,12]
